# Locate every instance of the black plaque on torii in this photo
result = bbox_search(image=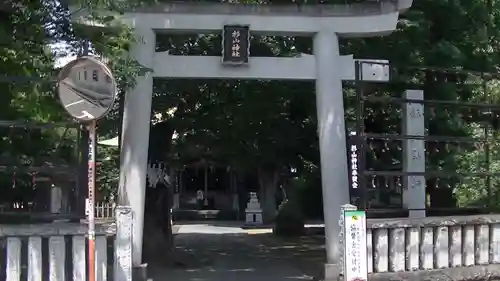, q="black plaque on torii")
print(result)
[222,24,250,65]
